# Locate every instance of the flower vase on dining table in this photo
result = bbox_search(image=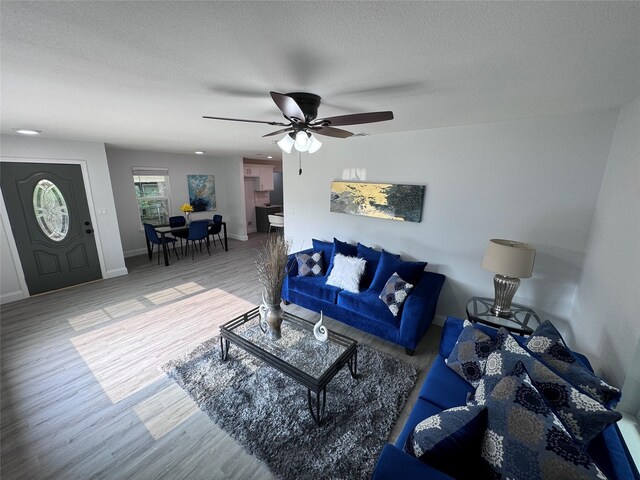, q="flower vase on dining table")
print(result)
[185,212,191,225]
